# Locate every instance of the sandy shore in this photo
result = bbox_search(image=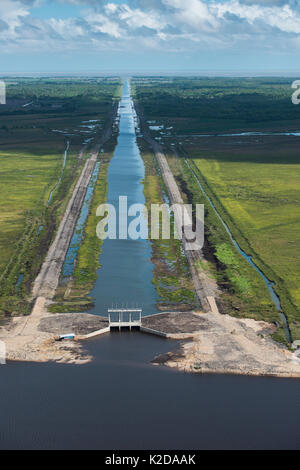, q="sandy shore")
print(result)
[1,301,300,377]
[153,311,300,377]
[0,298,93,364]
